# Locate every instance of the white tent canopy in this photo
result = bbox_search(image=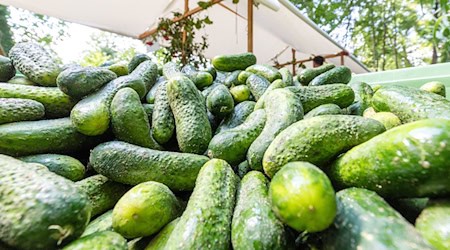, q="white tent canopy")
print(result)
[1,0,369,73]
